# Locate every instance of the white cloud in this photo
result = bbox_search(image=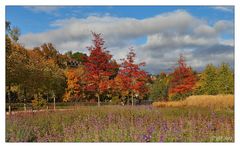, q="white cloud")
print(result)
[19,10,234,74]
[212,6,233,13]
[20,11,201,51]
[194,25,217,38]
[25,6,60,13]
[214,20,234,34]
[220,39,234,46]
